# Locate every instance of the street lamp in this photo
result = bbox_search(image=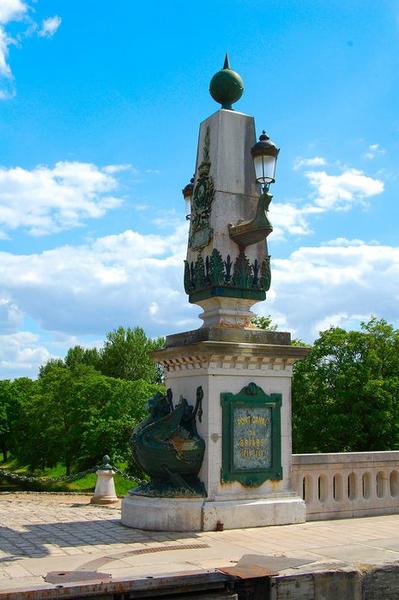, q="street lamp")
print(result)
[182,176,194,221]
[228,129,278,249]
[251,131,279,189]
